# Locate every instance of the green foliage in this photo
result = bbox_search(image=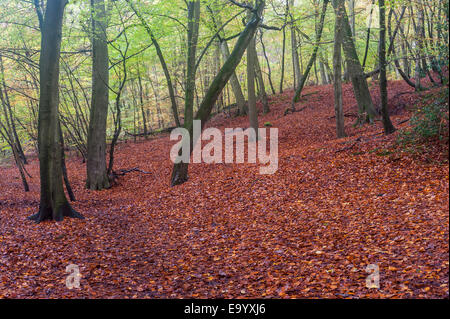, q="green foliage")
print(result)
[399,87,449,144]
